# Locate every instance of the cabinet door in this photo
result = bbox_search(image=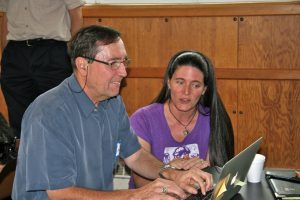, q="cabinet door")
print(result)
[237,15,300,167]
[238,15,300,69]
[238,80,300,168]
[217,79,238,152]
